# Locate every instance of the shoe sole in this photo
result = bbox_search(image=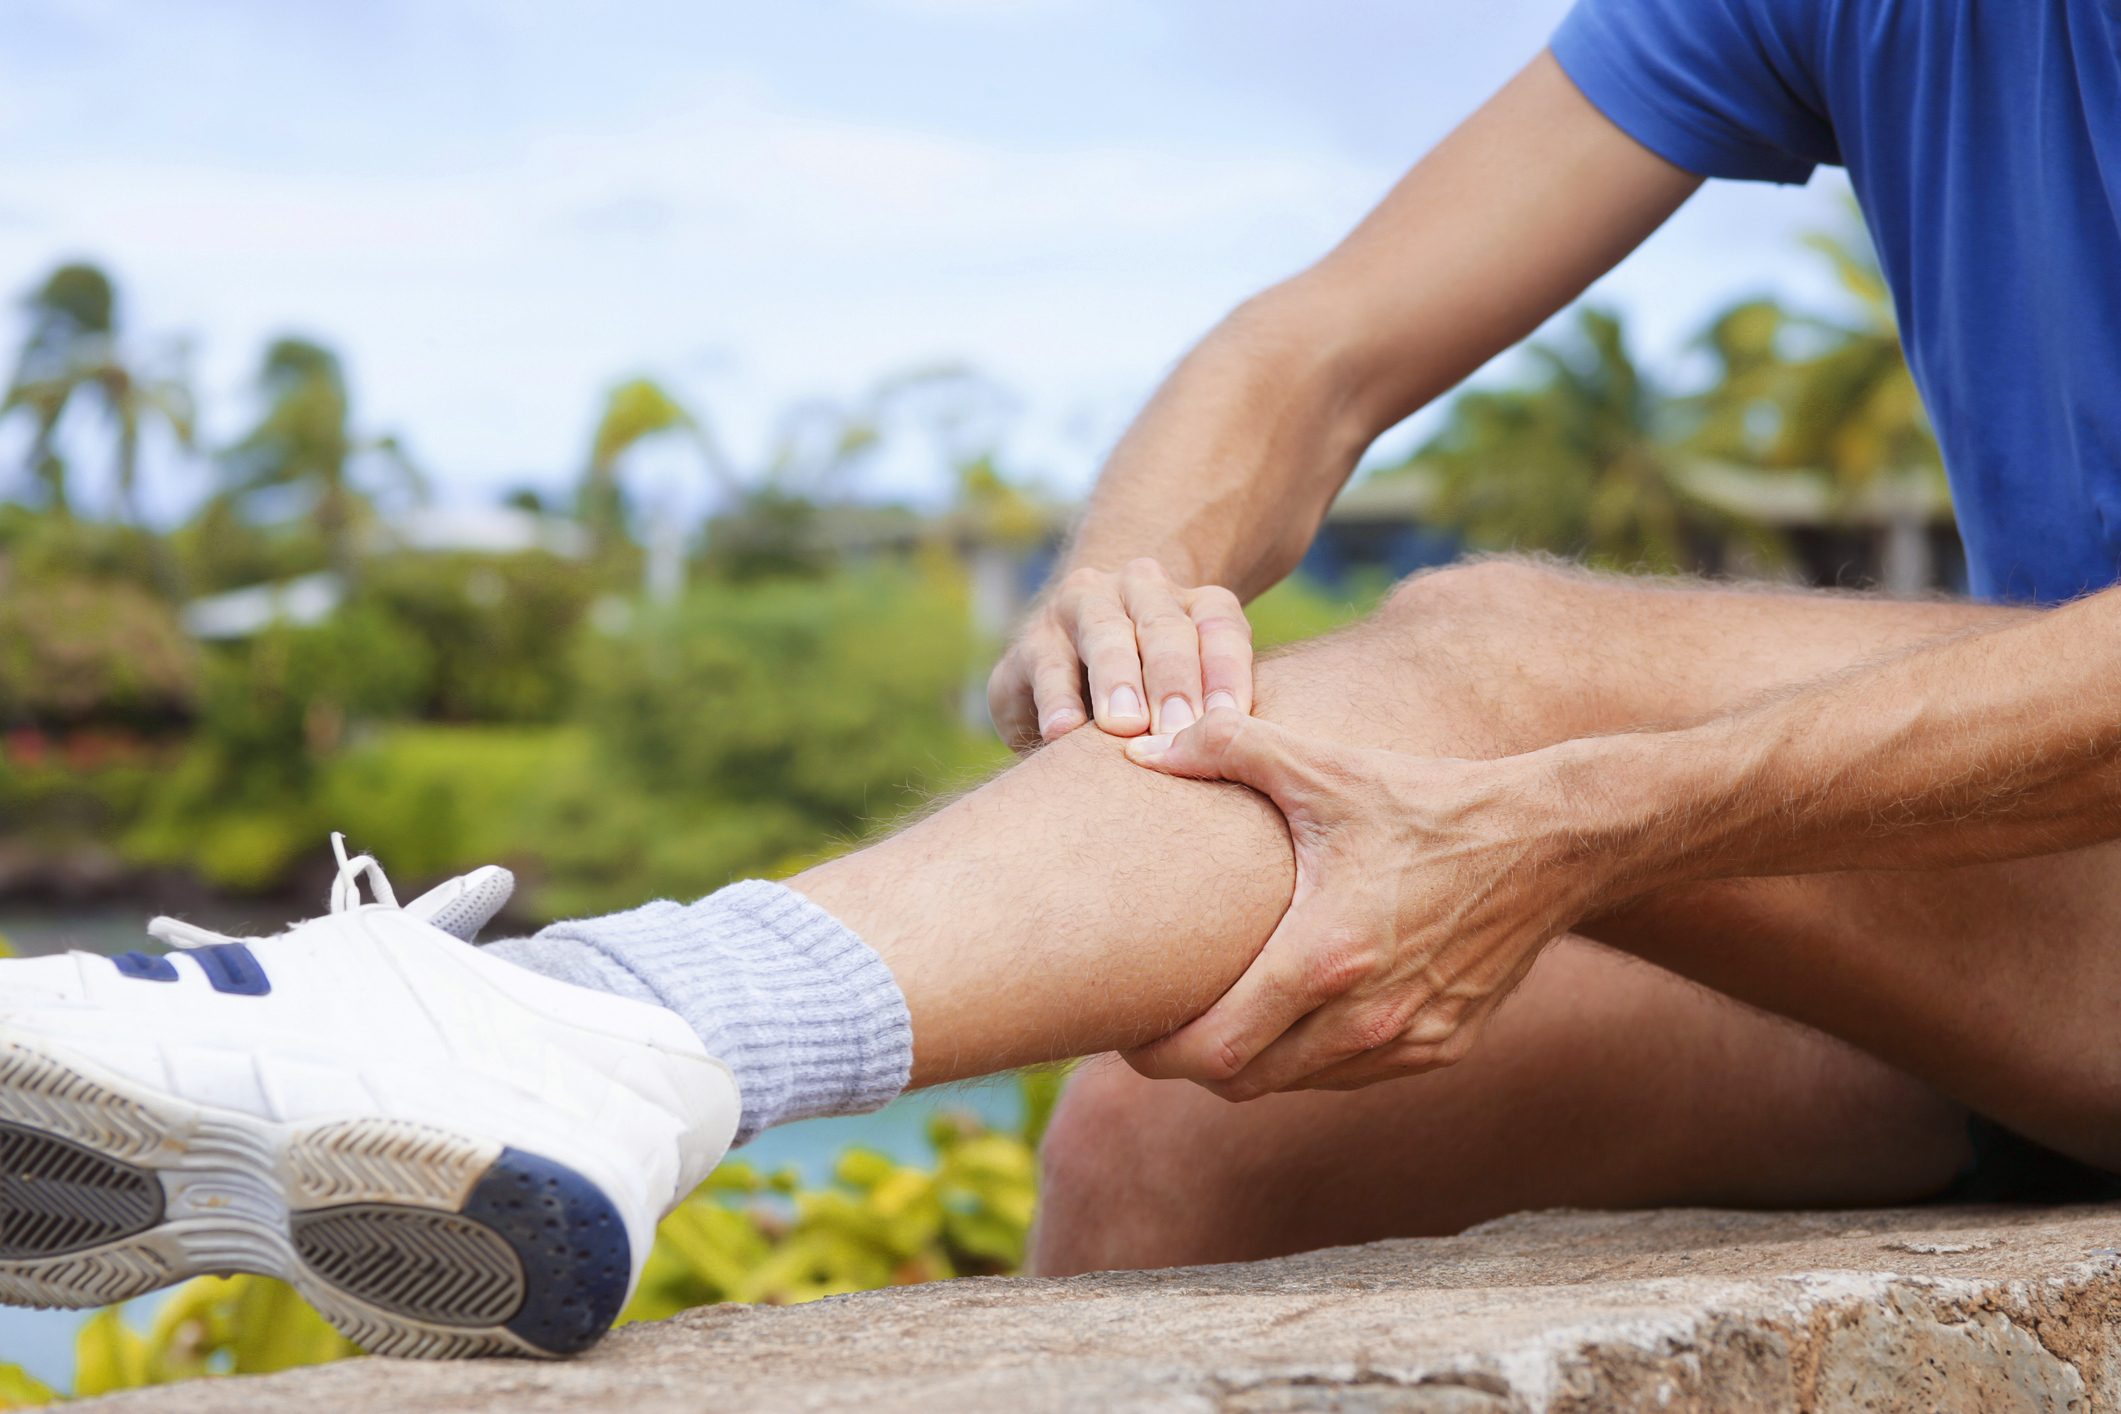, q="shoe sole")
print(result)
[0,1036,632,1358]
